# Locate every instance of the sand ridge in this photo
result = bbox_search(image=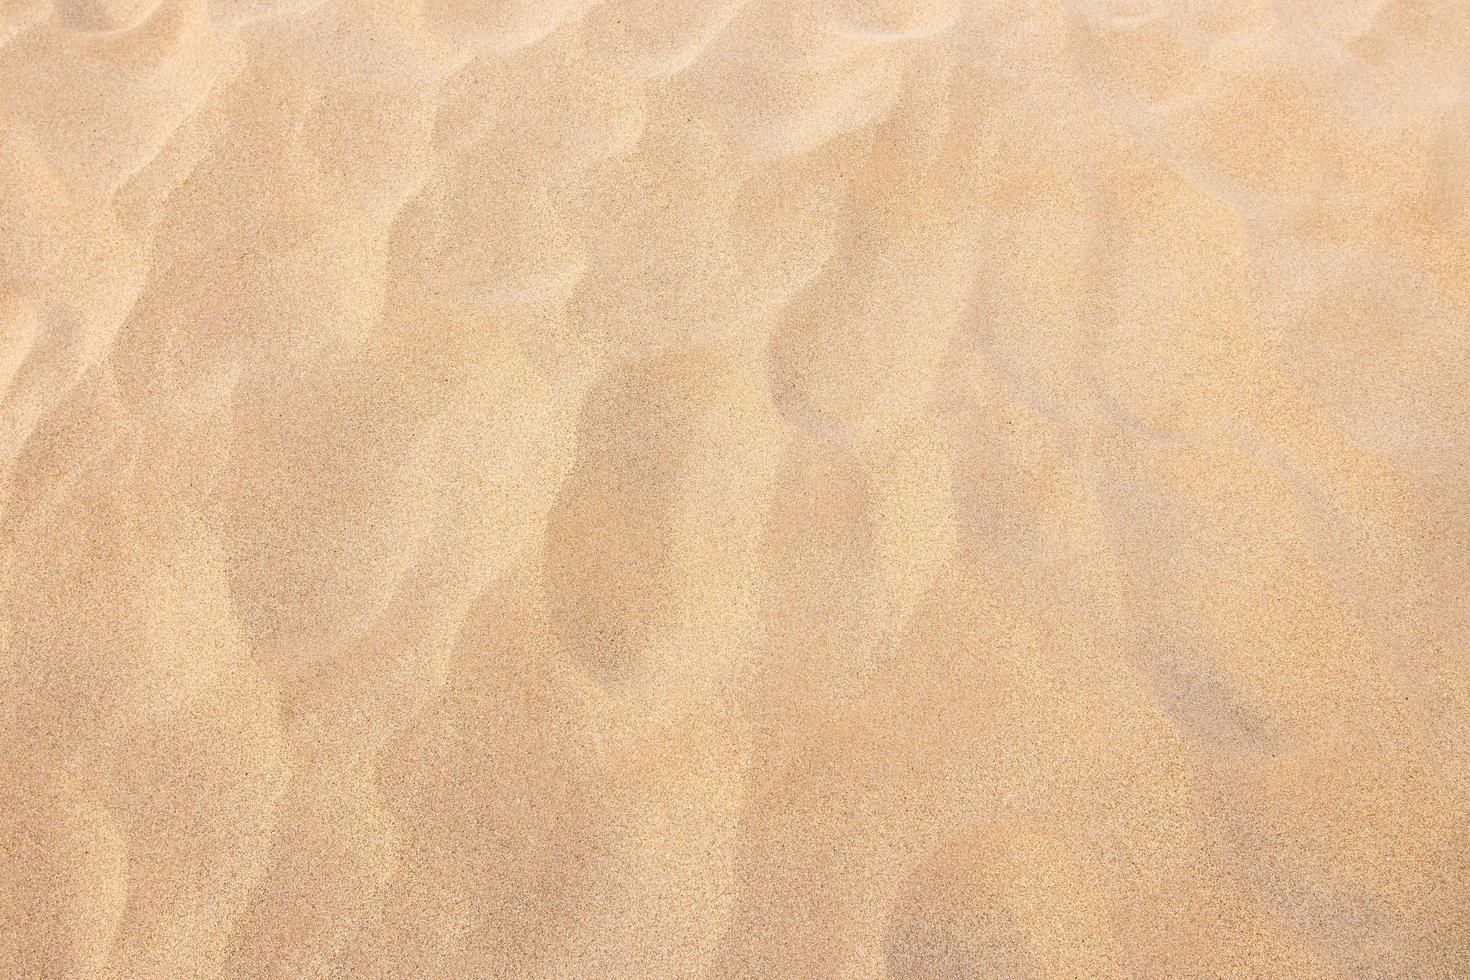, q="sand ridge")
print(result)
[1,0,1468,976]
